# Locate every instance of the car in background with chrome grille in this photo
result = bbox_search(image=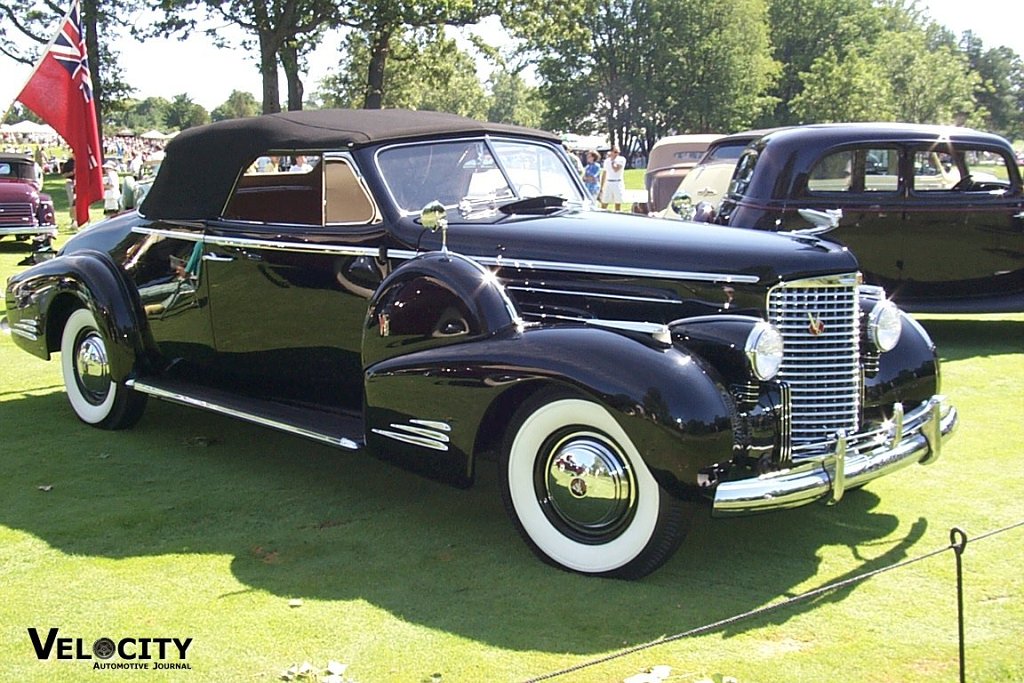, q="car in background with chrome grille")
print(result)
[0,153,57,246]
[3,110,957,579]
